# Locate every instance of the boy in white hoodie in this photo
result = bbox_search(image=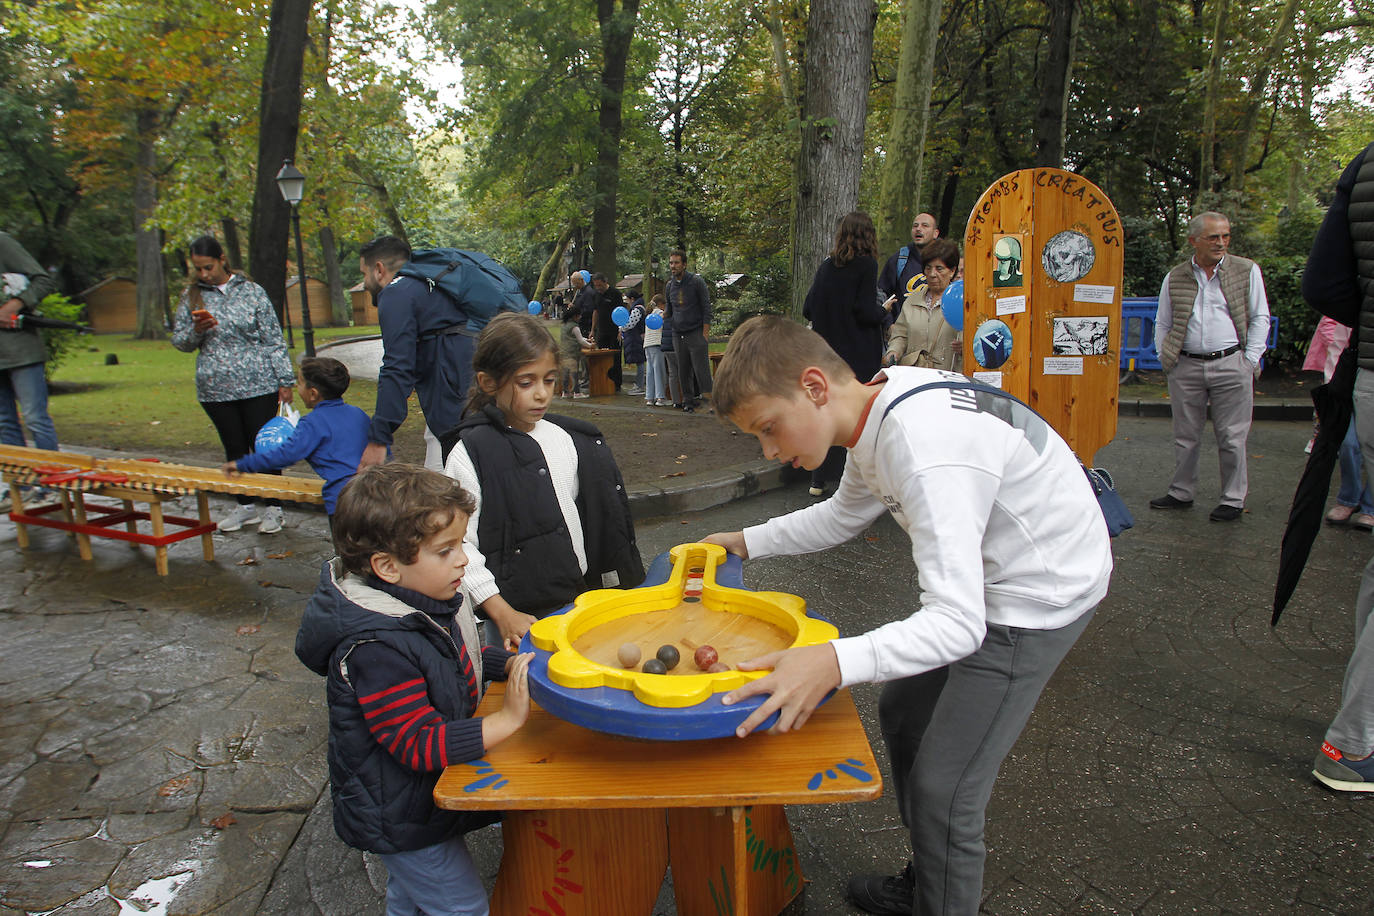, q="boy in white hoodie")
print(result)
[704,315,1112,916]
